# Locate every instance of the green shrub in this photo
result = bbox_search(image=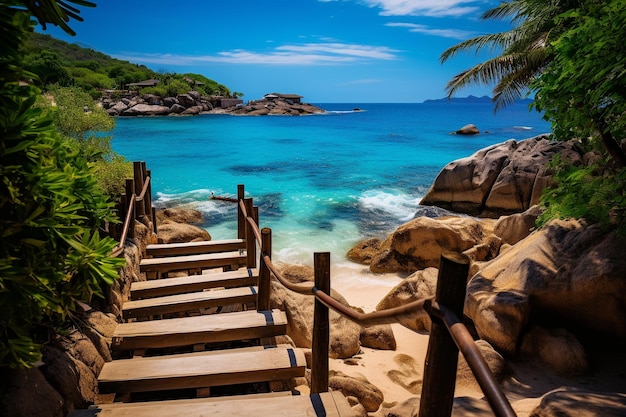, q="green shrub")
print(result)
[1,2,124,368]
[538,155,626,235]
[92,155,134,196]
